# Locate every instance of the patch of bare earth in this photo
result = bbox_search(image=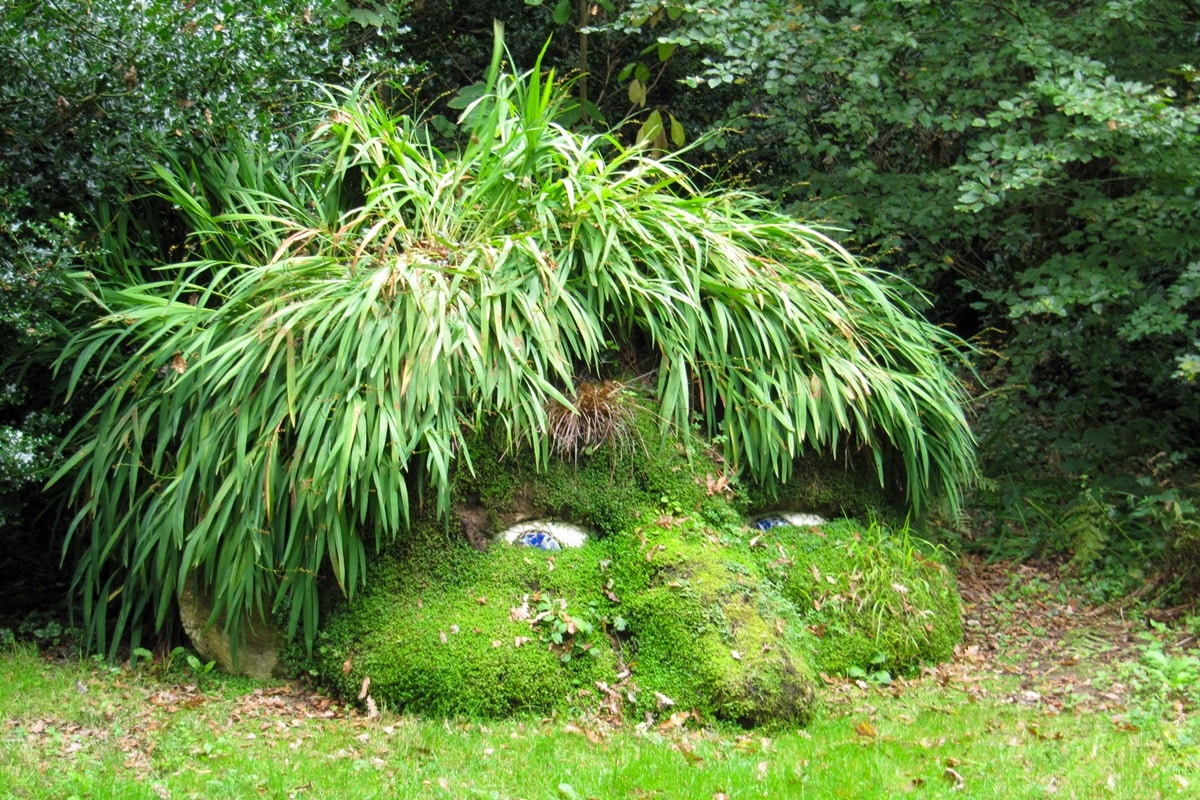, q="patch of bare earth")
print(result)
[948,555,1143,713]
[822,555,1154,717]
